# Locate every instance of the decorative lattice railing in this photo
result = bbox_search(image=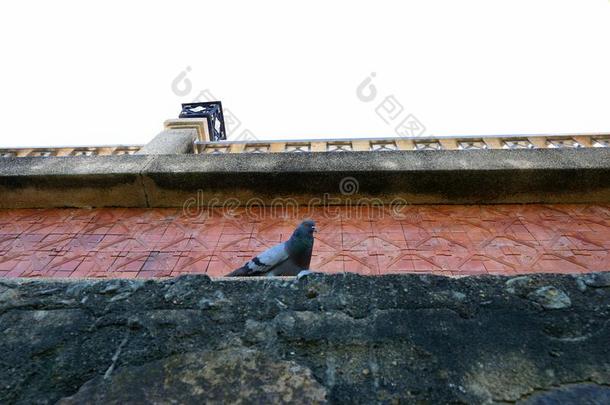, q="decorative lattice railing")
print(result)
[2,134,609,158]
[0,145,142,158]
[196,134,610,154]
